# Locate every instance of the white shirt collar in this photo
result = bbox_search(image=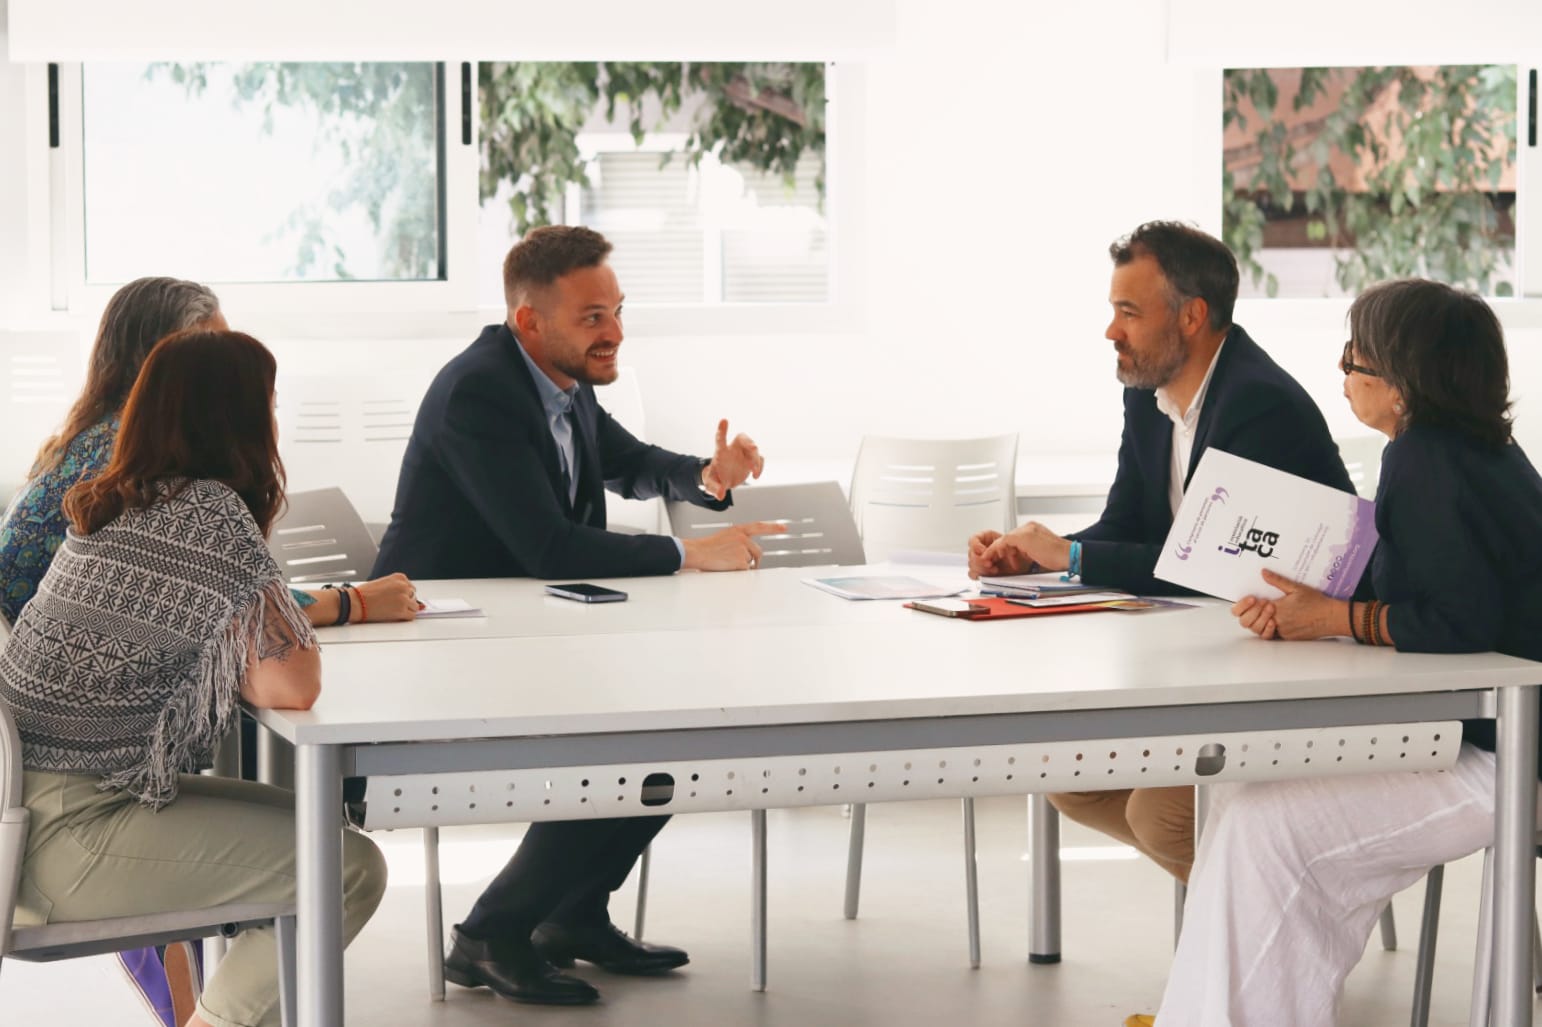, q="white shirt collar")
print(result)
[1154,336,1226,431]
